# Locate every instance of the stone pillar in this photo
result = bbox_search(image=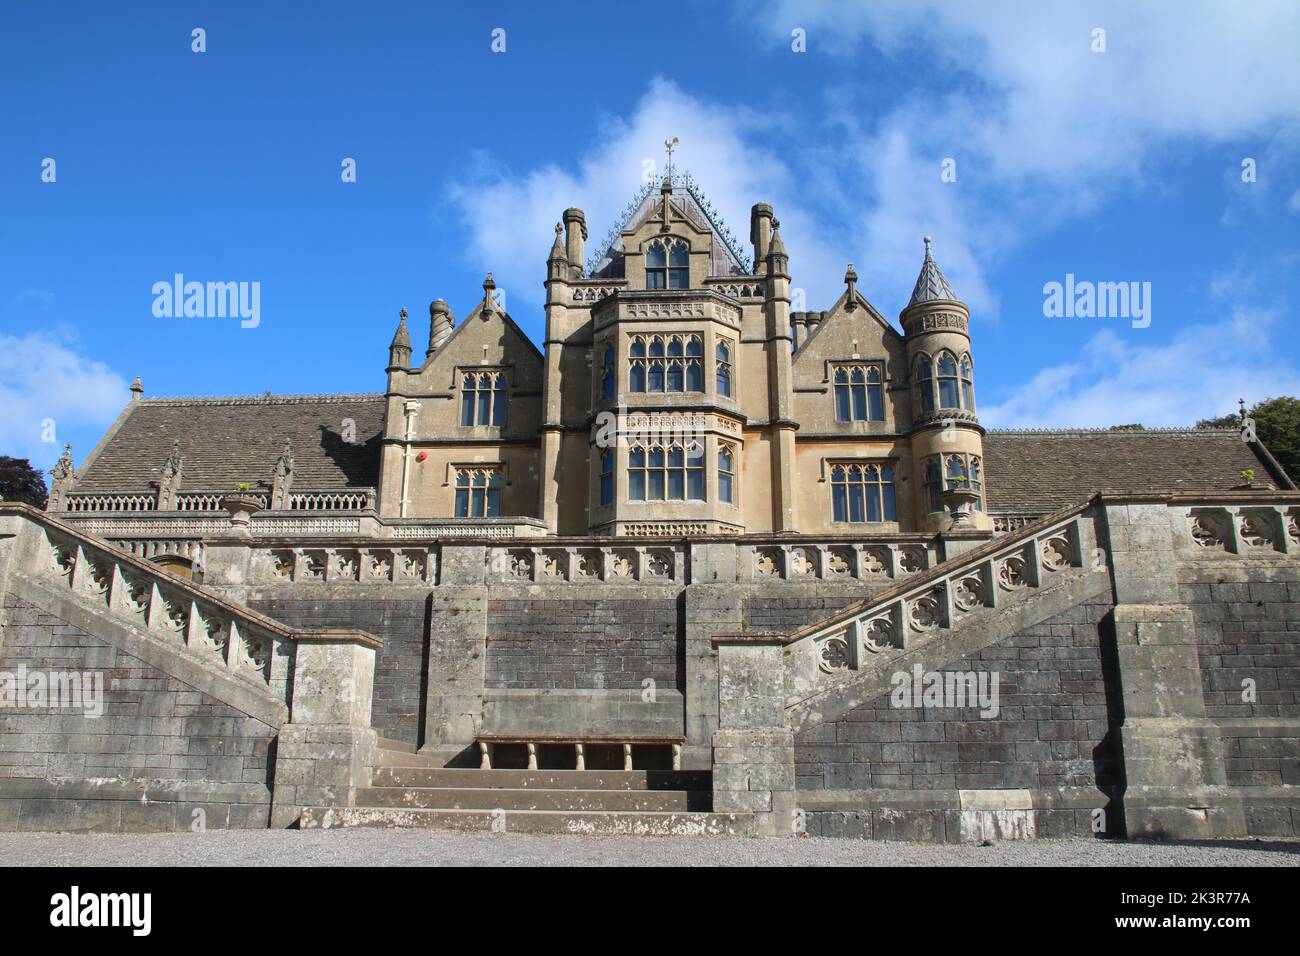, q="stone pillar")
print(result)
[422,544,488,762]
[711,634,796,836]
[270,629,381,828]
[683,545,741,766]
[1102,497,1243,838]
